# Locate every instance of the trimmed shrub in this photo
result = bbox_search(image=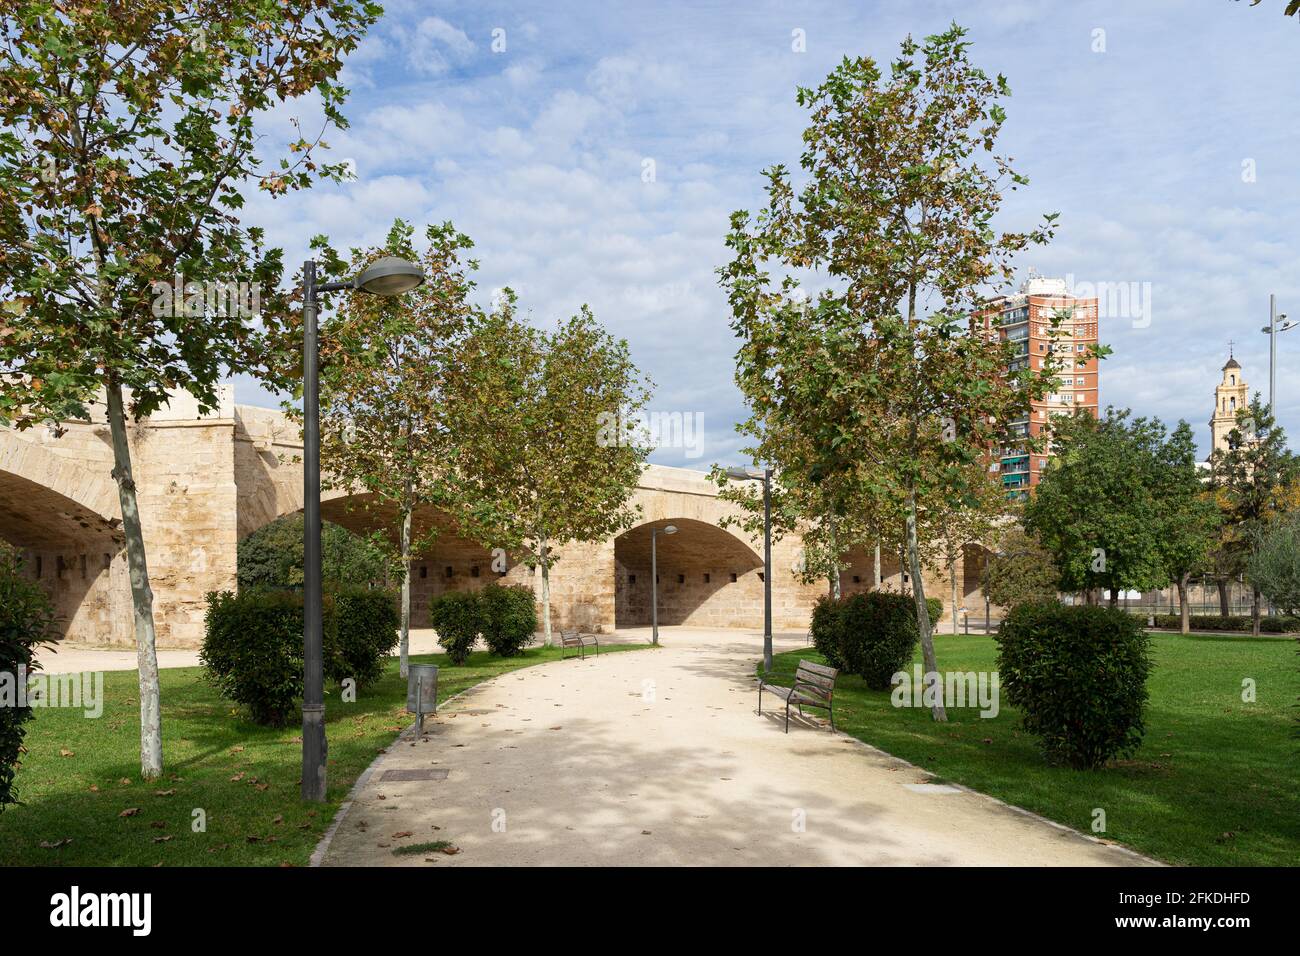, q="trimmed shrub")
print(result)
[811,591,919,689]
[479,585,537,657]
[237,513,391,592]
[202,587,398,725]
[1148,613,1300,634]
[329,590,399,689]
[0,546,57,810]
[810,595,847,670]
[926,596,943,626]
[996,602,1152,769]
[429,590,481,664]
[202,589,304,727]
